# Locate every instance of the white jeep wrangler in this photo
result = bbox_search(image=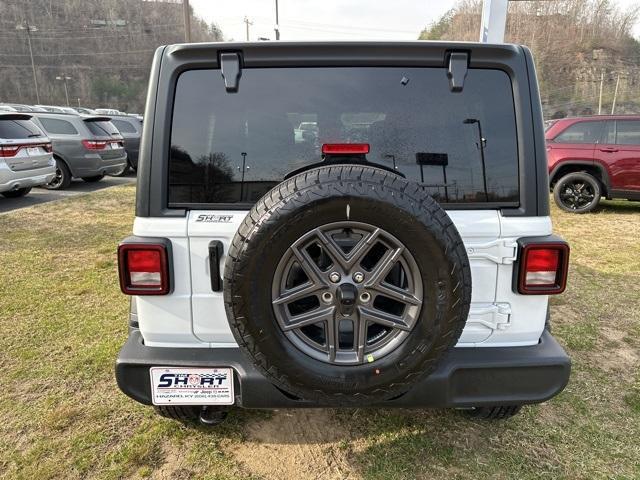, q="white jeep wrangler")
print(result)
[116,41,570,425]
